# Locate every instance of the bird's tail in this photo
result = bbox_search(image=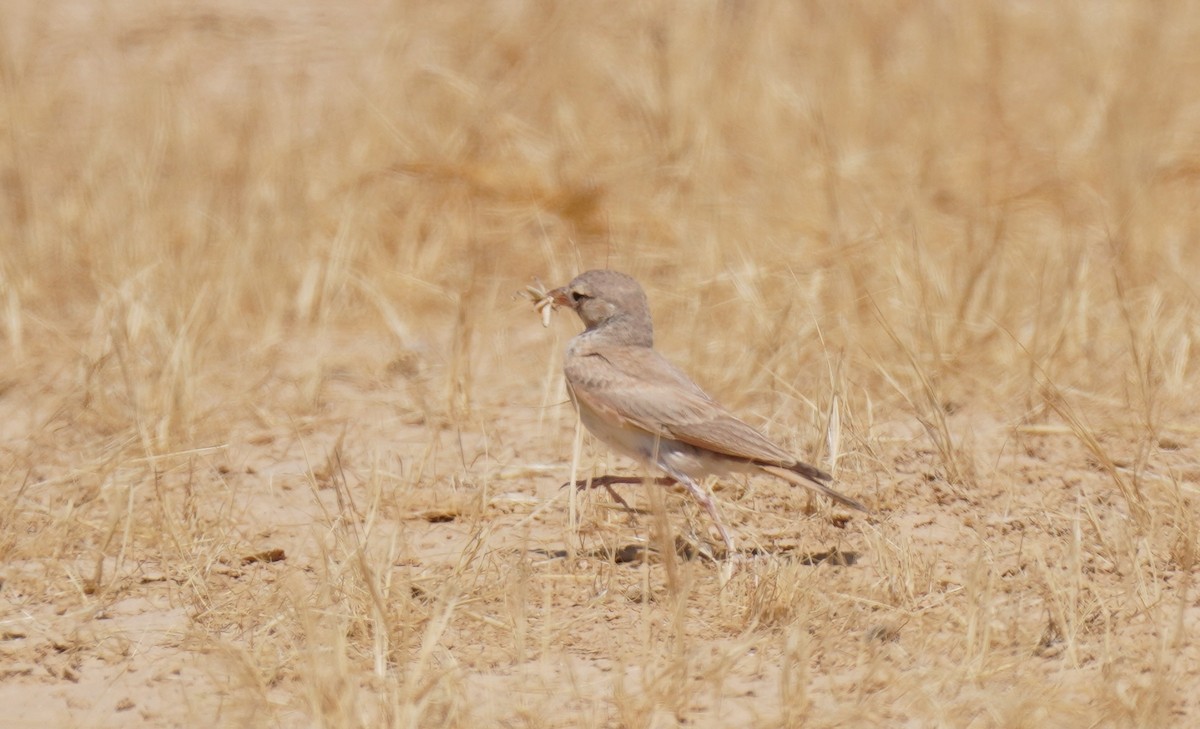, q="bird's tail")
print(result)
[759,464,869,513]
[789,460,832,484]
